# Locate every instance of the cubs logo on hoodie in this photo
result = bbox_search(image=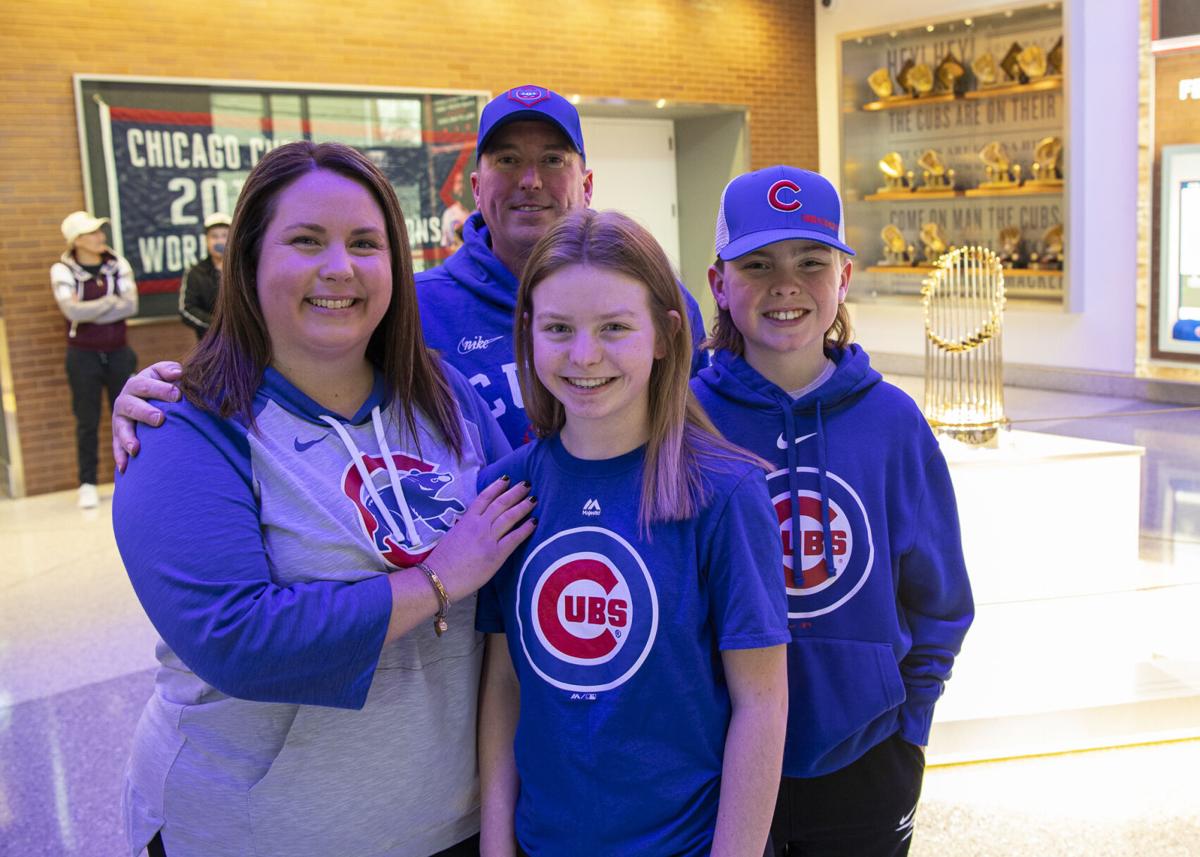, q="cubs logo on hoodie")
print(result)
[342,452,466,567]
[766,466,875,618]
[516,526,659,693]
